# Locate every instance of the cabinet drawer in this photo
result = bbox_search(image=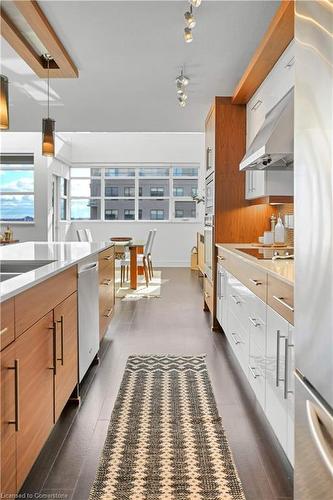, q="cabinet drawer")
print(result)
[204,276,213,313]
[227,274,251,332]
[217,249,267,302]
[248,294,267,354]
[0,299,15,351]
[15,266,77,337]
[227,309,249,375]
[248,334,266,410]
[99,246,115,270]
[267,275,294,324]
